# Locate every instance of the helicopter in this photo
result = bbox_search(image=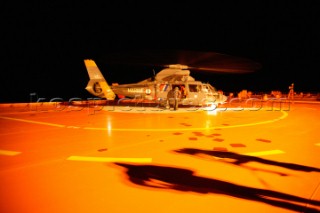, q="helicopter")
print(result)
[84,50,261,107]
[84,59,229,107]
